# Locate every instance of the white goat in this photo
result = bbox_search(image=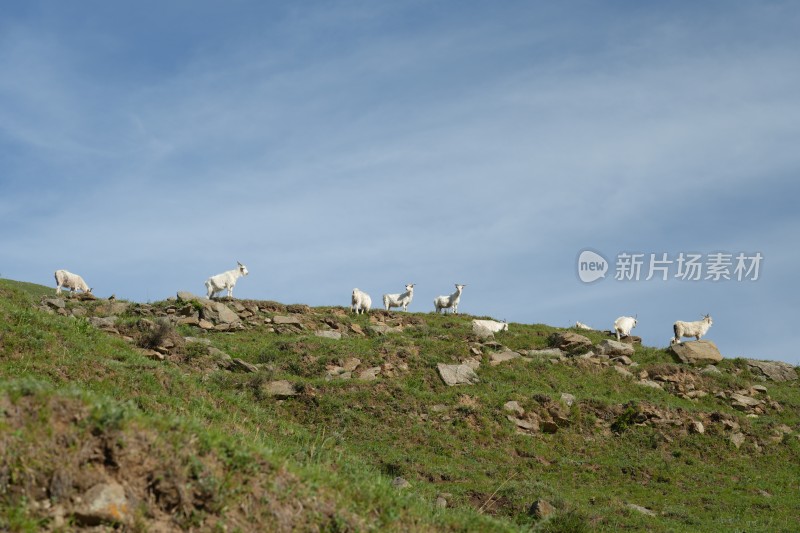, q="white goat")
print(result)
[54,270,92,296]
[351,288,372,314]
[383,283,415,311]
[672,314,713,344]
[205,262,248,299]
[434,284,465,314]
[575,321,594,331]
[613,316,637,341]
[473,319,508,333]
